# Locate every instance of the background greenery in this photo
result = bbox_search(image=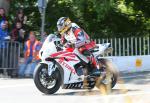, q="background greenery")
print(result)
[8,0,150,38]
